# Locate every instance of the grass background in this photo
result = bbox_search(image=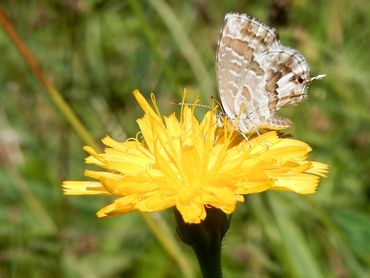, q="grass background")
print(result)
[1,0,369,277]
